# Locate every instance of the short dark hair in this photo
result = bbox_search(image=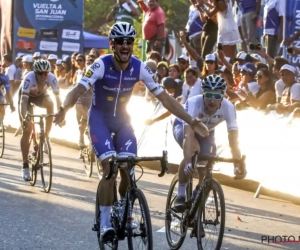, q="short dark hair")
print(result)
[256,63,269,71]
[3,54,12,62]
[184,67,197,77]
[148,50,162,62]
[274,57,289,71]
